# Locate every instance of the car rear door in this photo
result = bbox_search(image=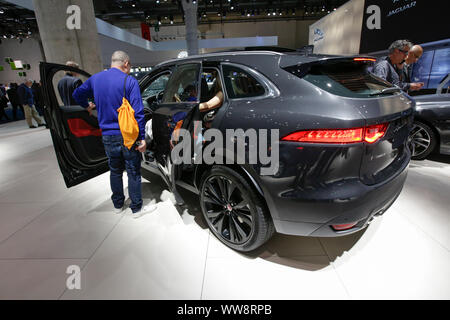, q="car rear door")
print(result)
[40,62,108,187]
